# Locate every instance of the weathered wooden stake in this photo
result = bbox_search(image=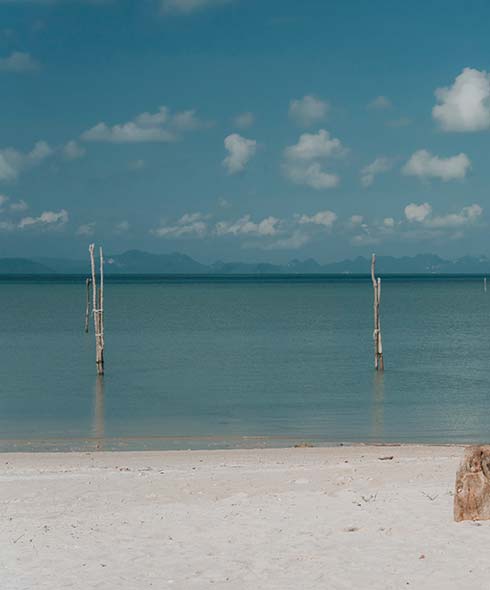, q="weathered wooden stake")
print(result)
[84,278,92,333]
[89,243,104,375]
[484,277,487,293]
[371,253,384,371]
